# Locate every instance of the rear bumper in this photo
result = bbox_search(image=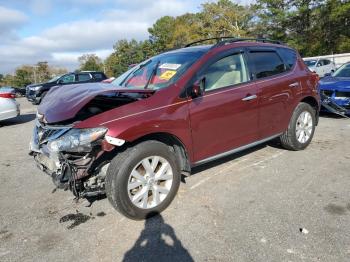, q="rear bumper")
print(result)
[0,98,20,121]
